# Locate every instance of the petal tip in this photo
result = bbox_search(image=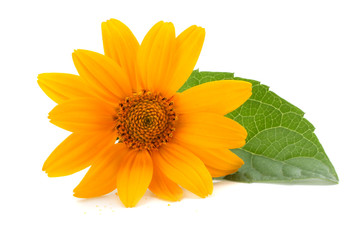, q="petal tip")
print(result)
[73,49,89,56]
[73,188,88,198]
[37,73,46,81]
[73,192,82,198]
